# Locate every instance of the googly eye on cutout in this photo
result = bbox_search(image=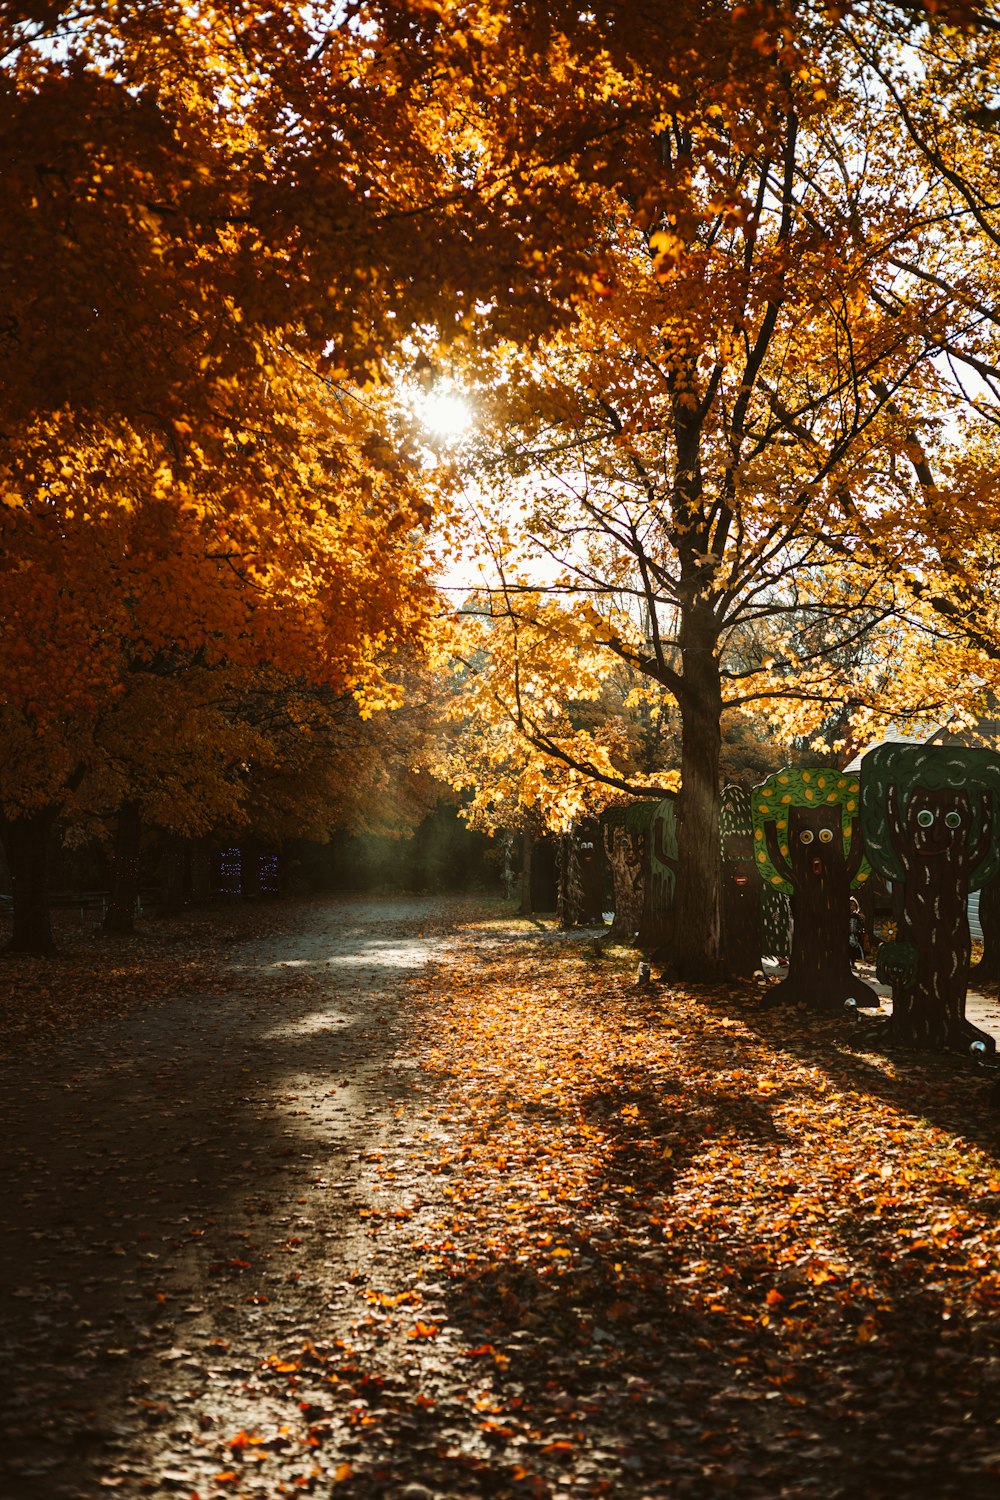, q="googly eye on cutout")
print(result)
[818,828,834,843]
[799,829,814,844]
[945,811,962,829]
[916,809,934,827]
